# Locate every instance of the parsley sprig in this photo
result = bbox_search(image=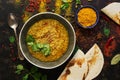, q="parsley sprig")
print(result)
[15,64,47,80]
